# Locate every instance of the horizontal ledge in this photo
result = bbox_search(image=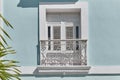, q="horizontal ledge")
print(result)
[37,66,90,70]
[18,66,120,76]
[35,66,91,76]
[40,39,88,41]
